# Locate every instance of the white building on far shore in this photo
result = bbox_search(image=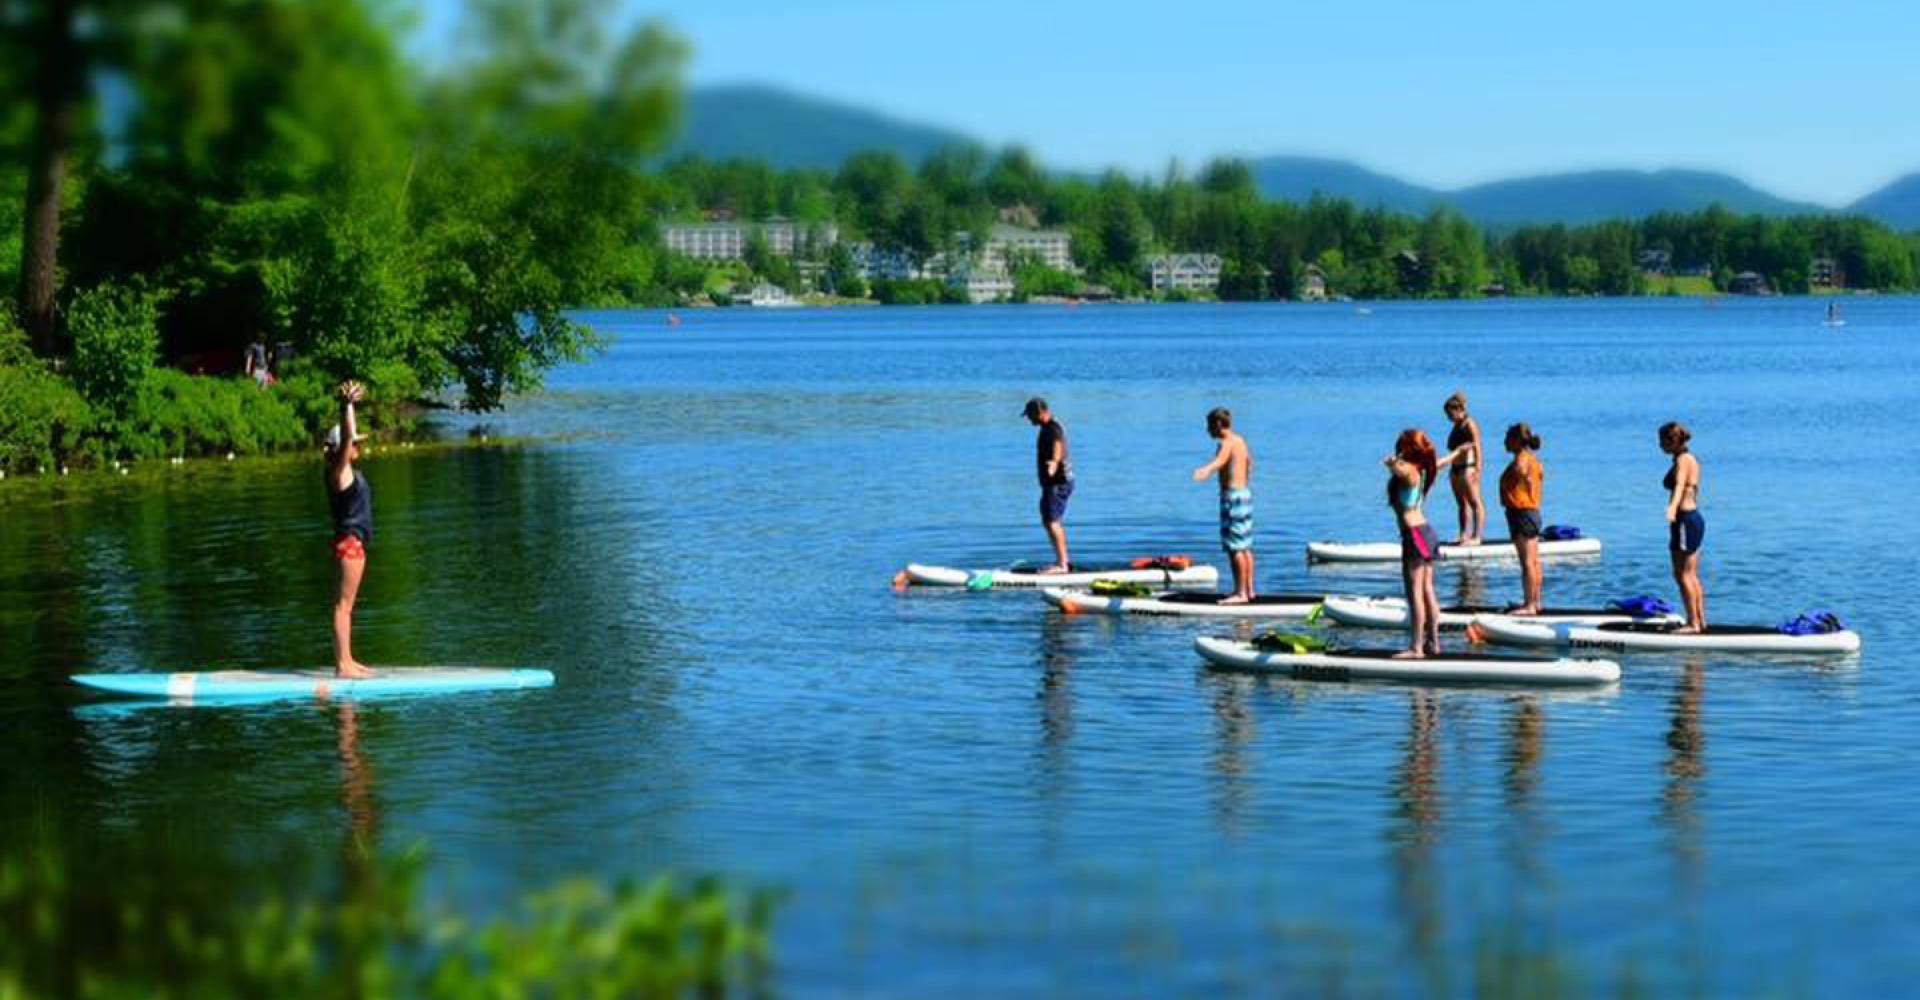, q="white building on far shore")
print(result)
[663,219,839,261]
[947,264,1014,303]
[1147,253,1223,293]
